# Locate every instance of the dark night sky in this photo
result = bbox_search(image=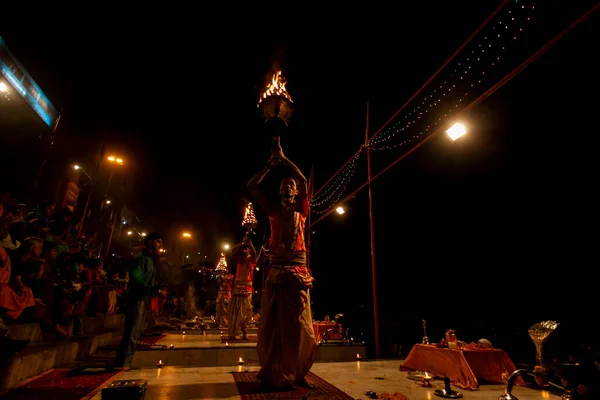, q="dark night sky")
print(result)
[2,1,600,356]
